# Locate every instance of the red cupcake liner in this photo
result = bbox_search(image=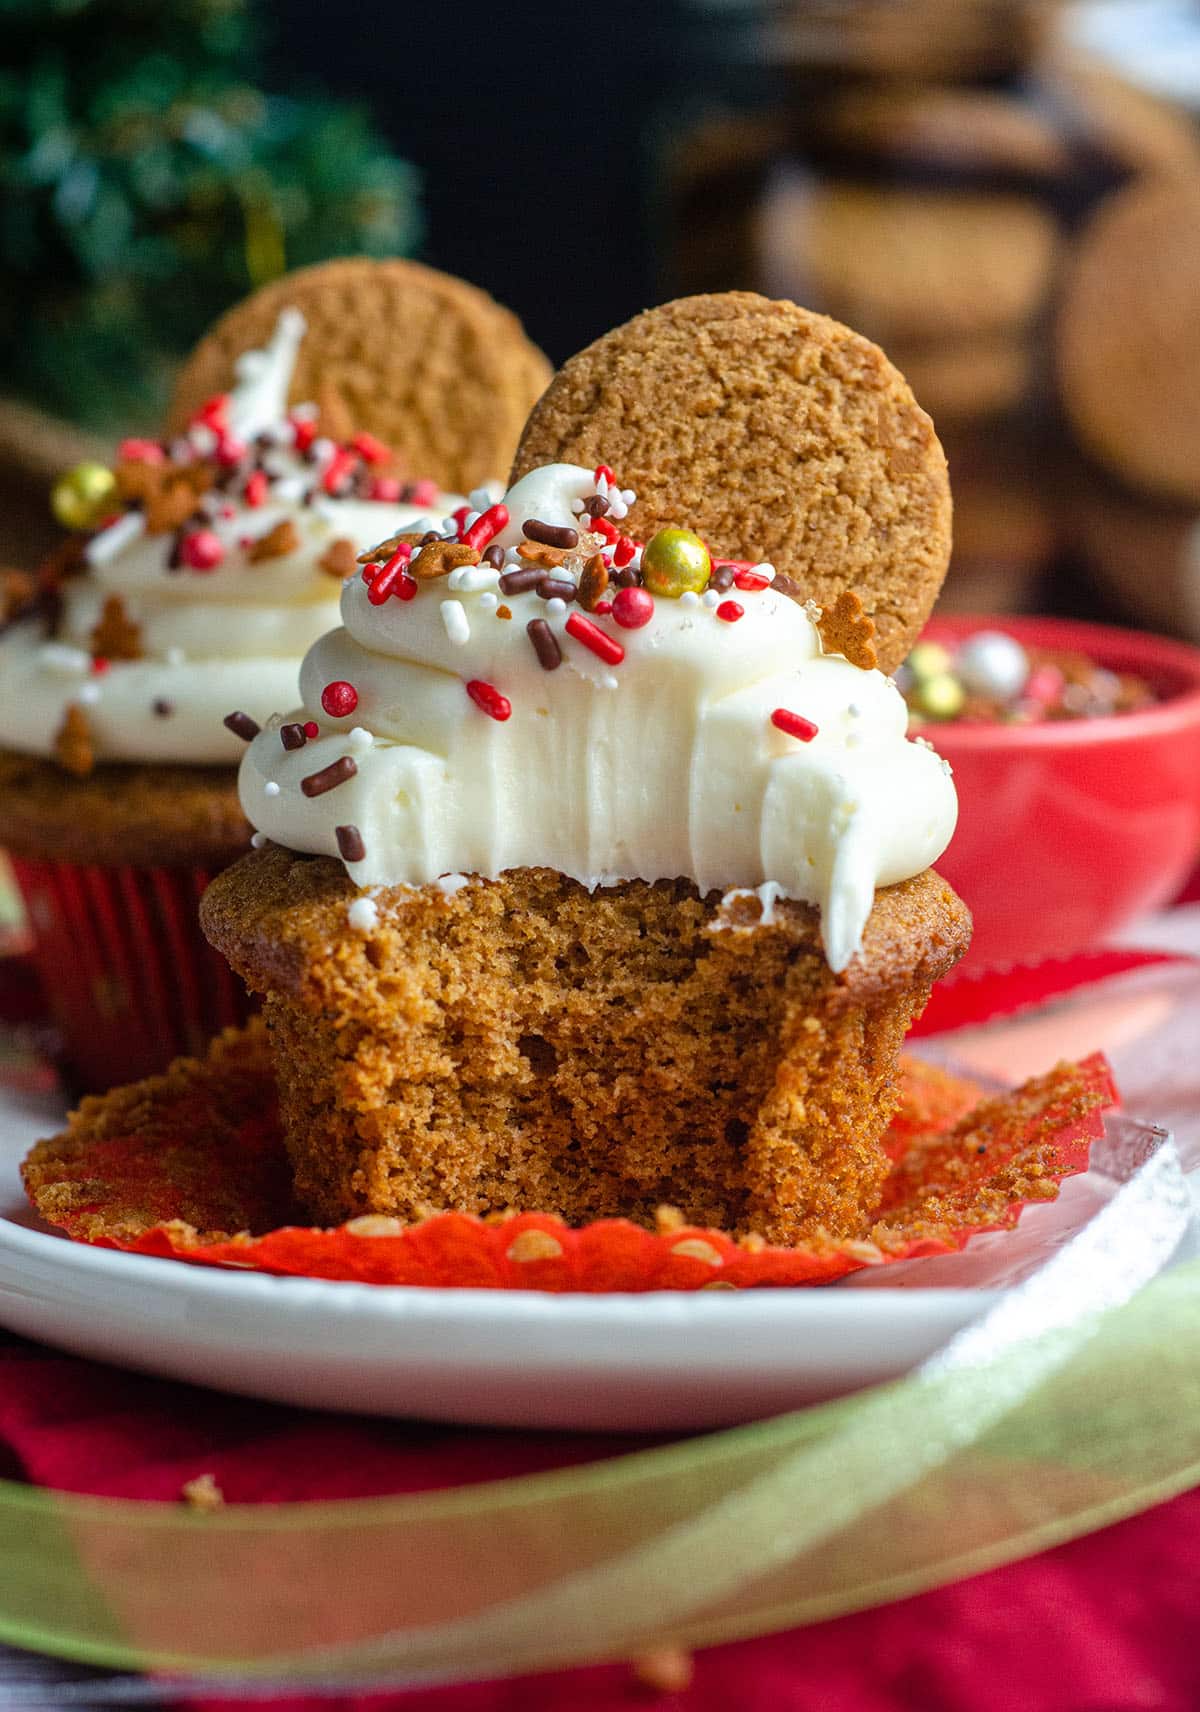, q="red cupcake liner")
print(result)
[22,1024,1117,1291]
[8,857,251,1092]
